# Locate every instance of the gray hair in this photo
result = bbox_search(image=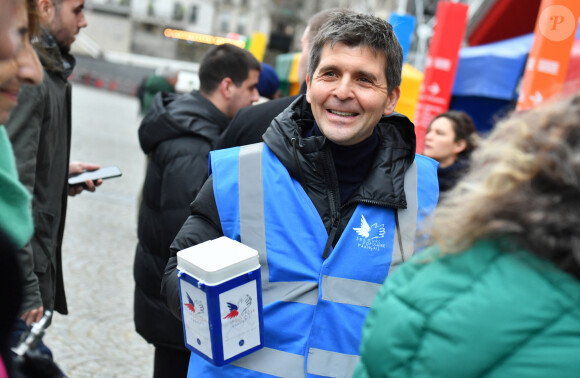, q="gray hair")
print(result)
[308,10,403,94]
[305,9,339,46]
[155,65,179,79]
